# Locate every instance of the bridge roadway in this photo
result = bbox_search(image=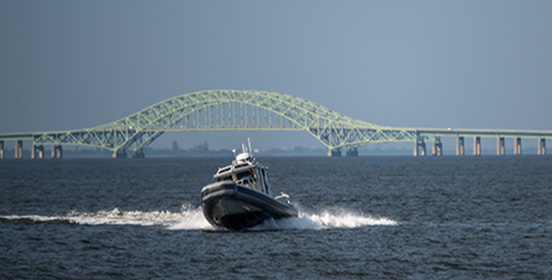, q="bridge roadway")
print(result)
[417,128,552,138]
[0,89,551,158]
[412,128,552,157]
[1,127,551,159]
